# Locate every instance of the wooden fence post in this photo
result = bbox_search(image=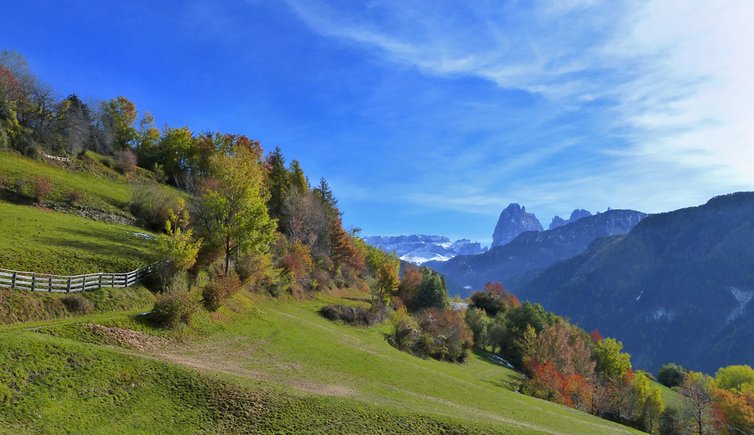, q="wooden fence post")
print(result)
[82,275,86,292]
[67,277,72,293]
[48,275,52,292]
[31,273,36,291]
[99,273,103,290]
[11,272,16,290]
